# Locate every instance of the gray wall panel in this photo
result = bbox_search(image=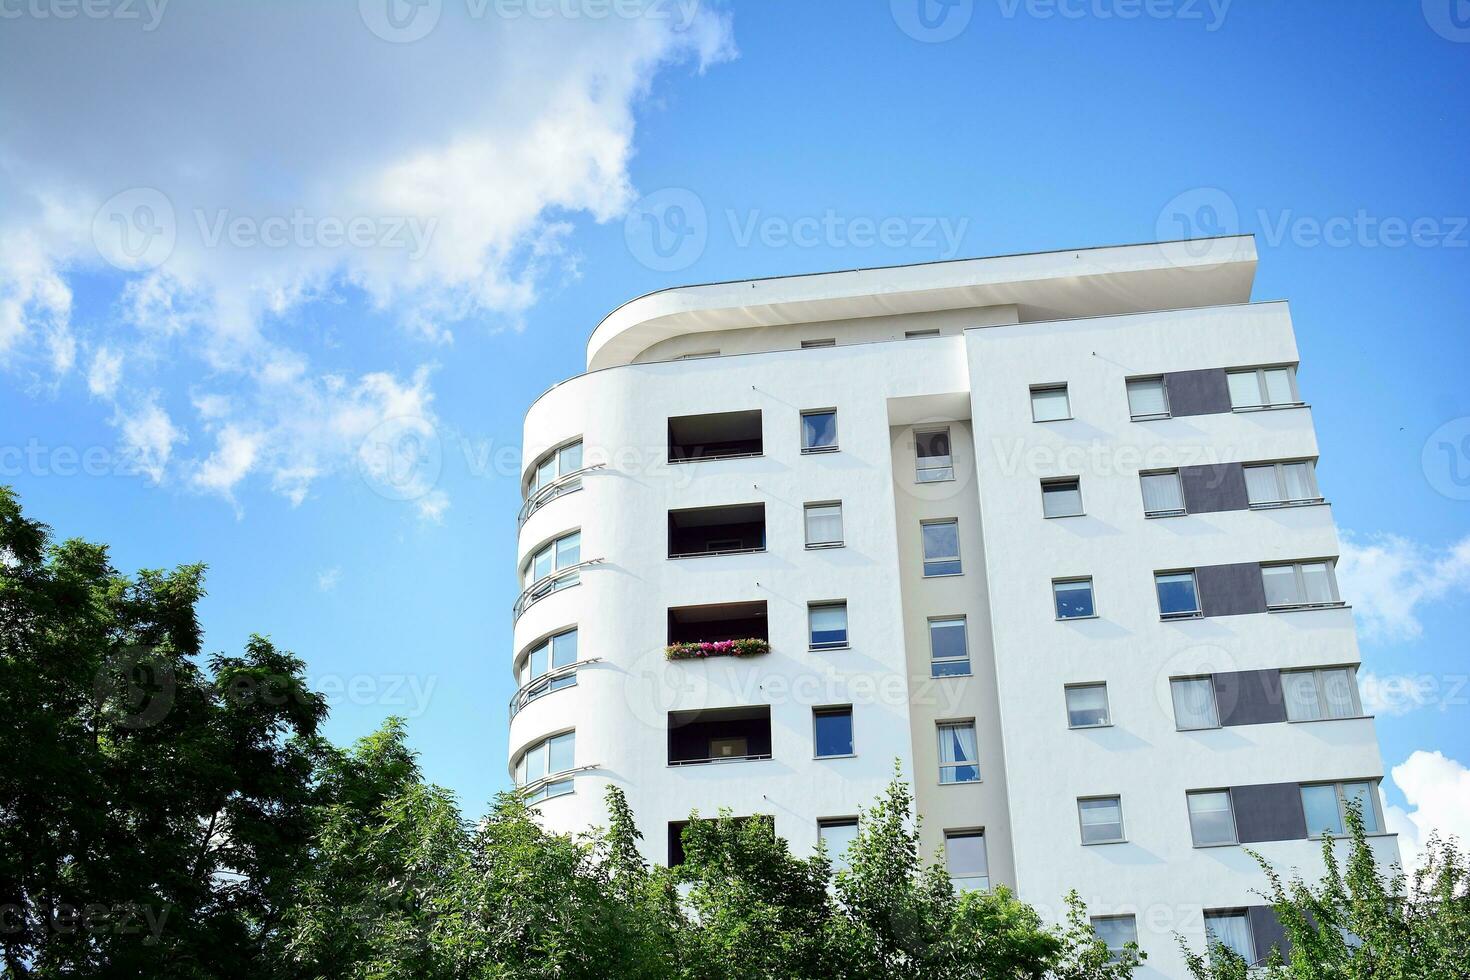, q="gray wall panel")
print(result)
[1215,669,1288,726]
[1164,368,1233,417]
[1198,562,1268,617]
[1248,906,1291,965]
[1231,782,1307,844]
[1181,463,1249,513]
